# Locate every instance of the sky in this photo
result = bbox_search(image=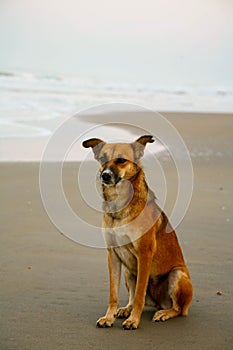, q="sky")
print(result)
[0,0,233,88]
